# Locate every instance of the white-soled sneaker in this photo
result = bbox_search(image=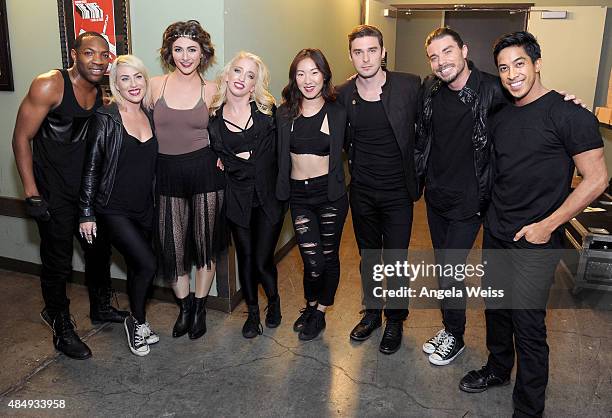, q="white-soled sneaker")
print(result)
[428,333,465,366]
[423,329,448,354]
[124,316,150,356]
[142,322,159,345]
